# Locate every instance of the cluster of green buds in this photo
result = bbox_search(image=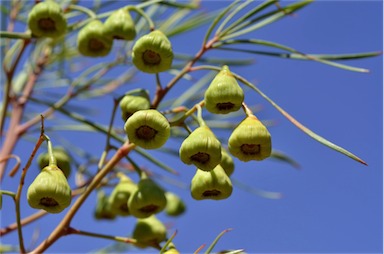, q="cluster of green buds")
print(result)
[179,125,222,172]
[103,8,136,40]
[107,173,137,217]
[132,30,173,73]
[132,215,167,249]
[119,90,151,122]
[228,113,272,162]
[27,0,67,39]
[27,165,71,213]
[124,109,170,149]
[127,174,167,218]
[94,190,116,220]
[190,165,233,200]
[77,20,113,57]
[164,192,186,217]
[204,65,244,114]
[37,146,72,178]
